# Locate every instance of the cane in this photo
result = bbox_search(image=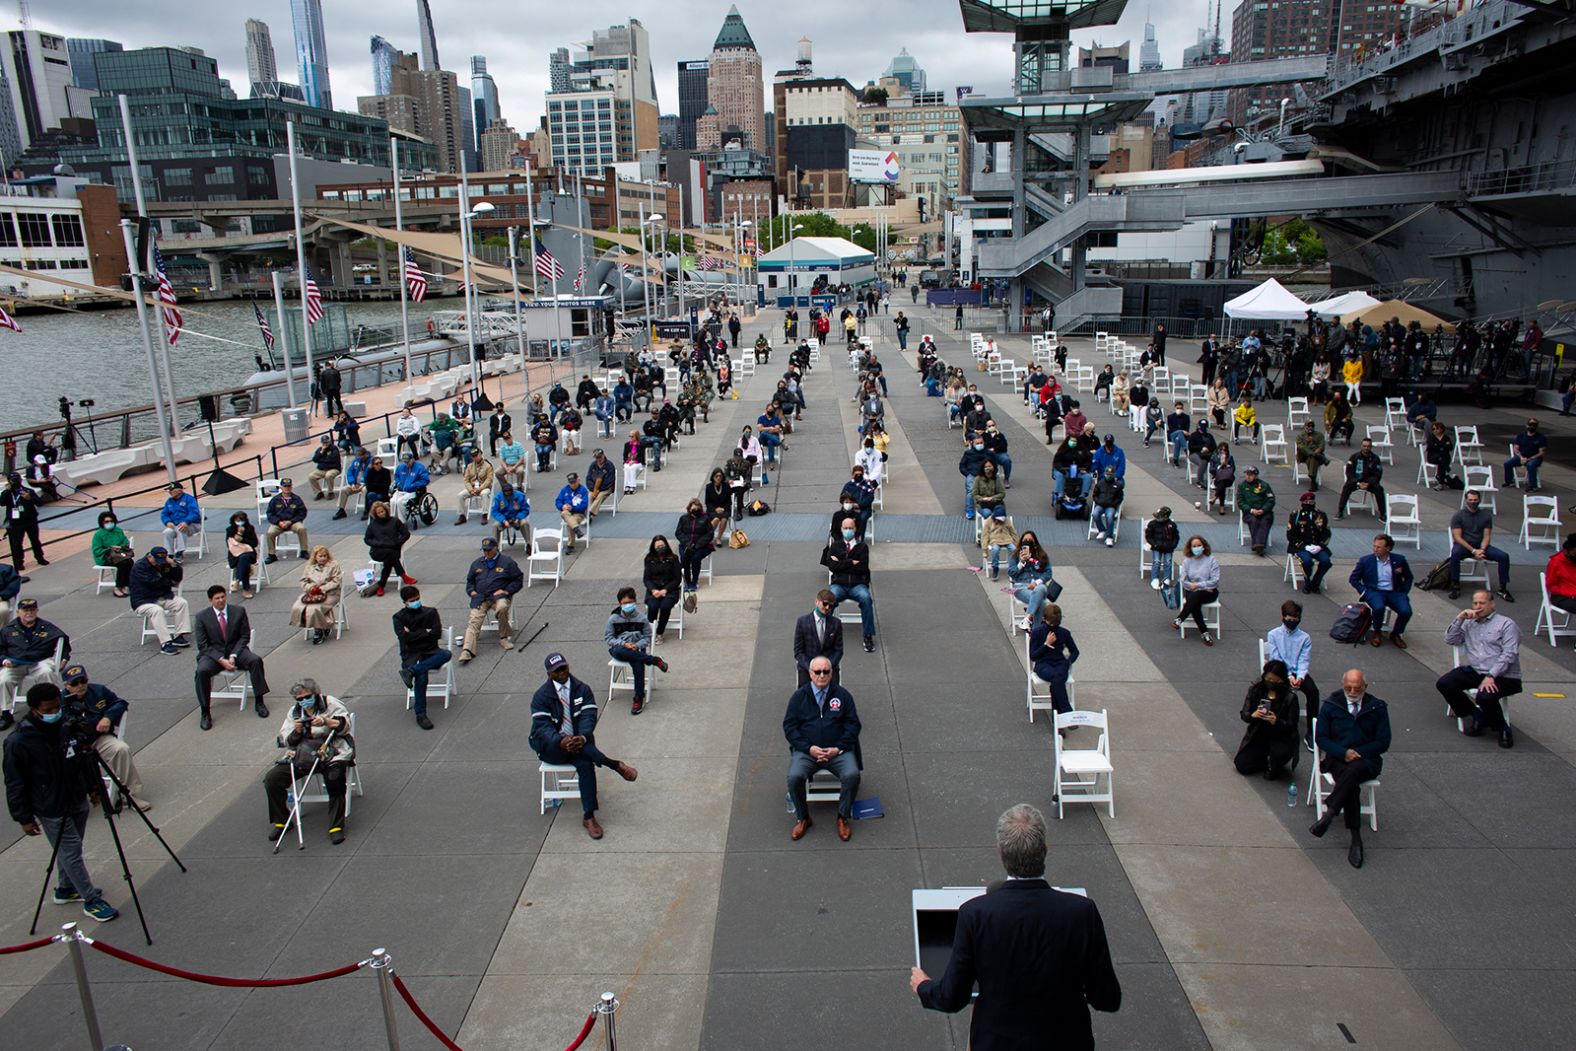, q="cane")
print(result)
[273,726,339,854]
